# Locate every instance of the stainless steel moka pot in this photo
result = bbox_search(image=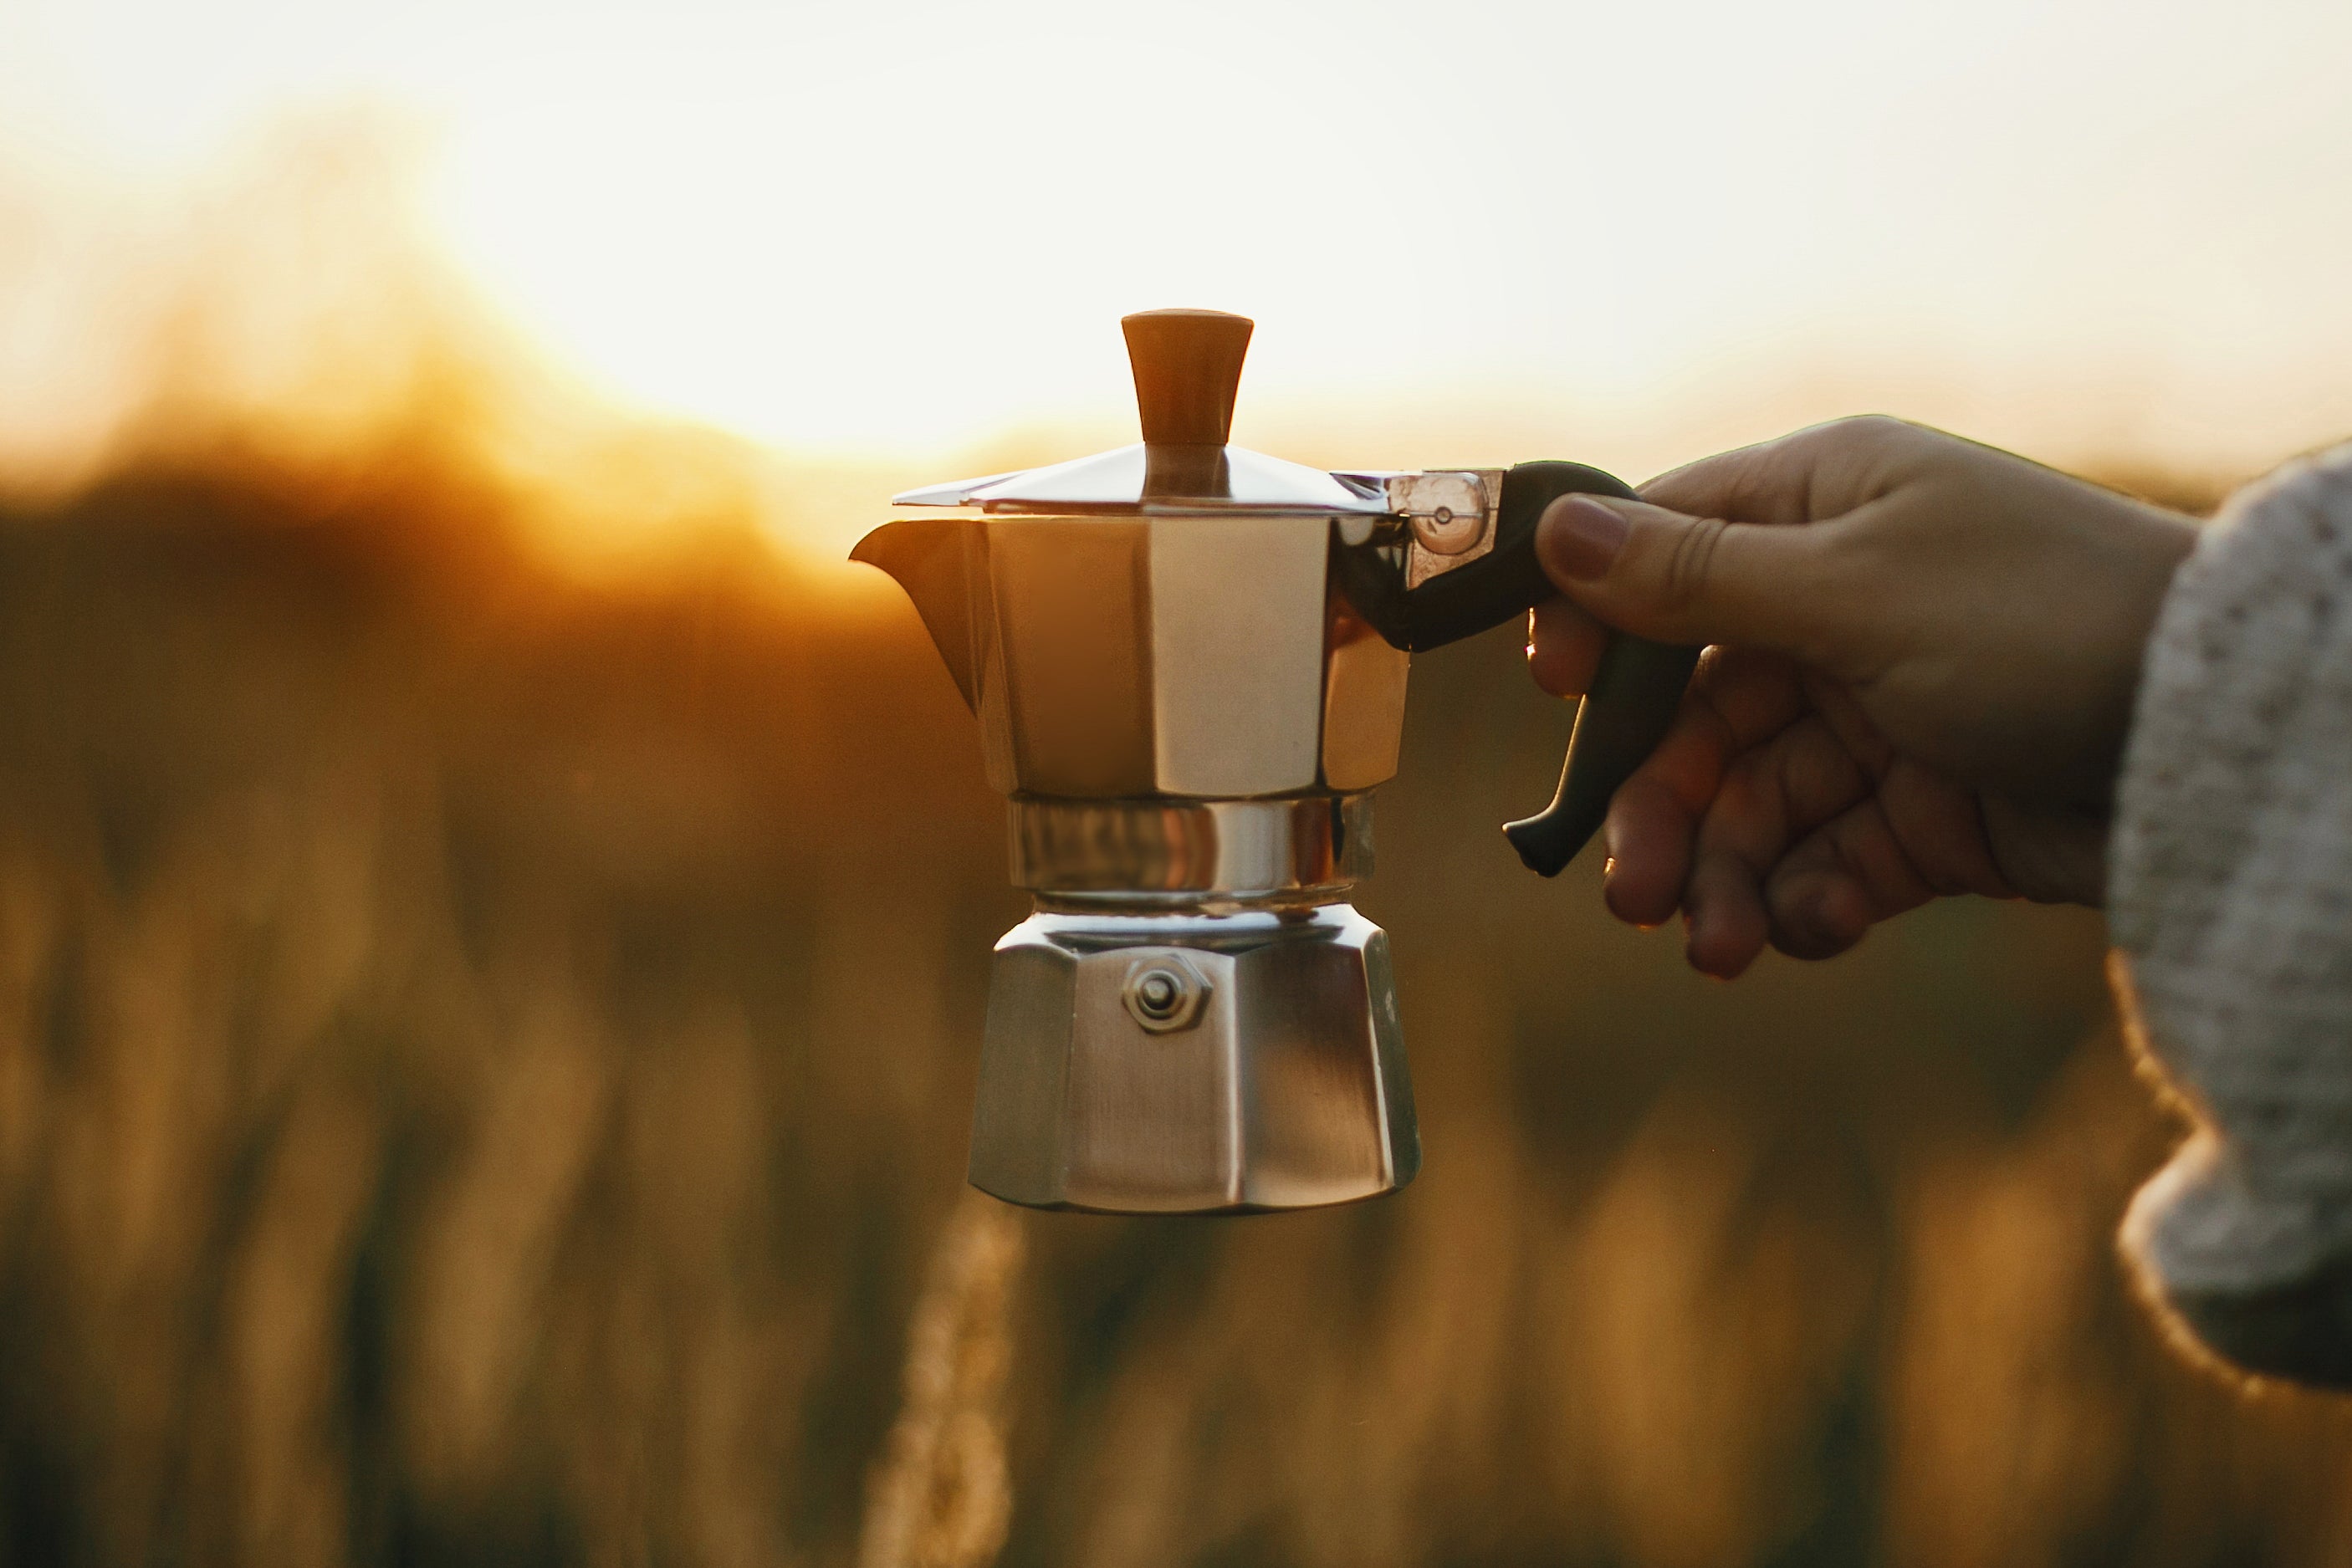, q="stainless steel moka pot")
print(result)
[855,310,1697,1215]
